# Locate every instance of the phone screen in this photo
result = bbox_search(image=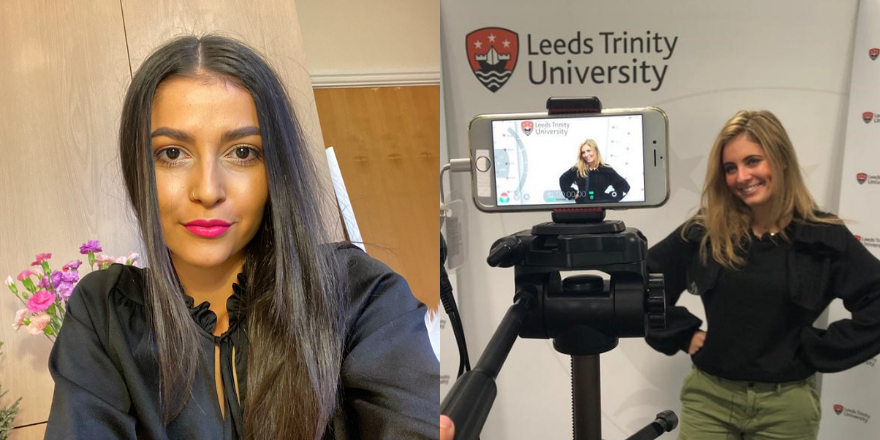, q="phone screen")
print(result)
[490,114,645,207]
